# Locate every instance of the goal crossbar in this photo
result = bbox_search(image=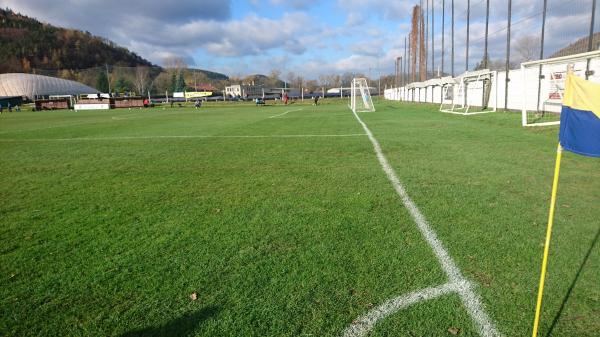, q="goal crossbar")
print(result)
[440,69,497,115]
[349,78,375,113]
[520,50,600,127]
